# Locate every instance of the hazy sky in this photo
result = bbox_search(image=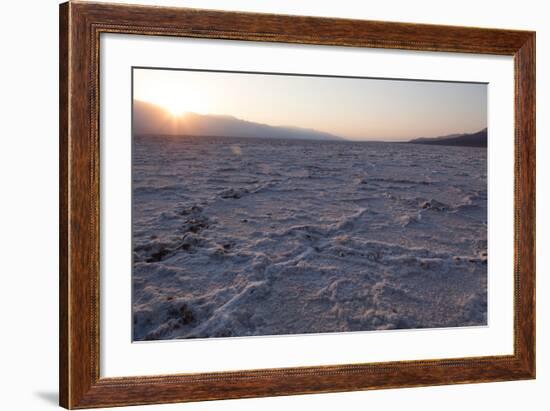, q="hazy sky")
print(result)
[133,68,487,141]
